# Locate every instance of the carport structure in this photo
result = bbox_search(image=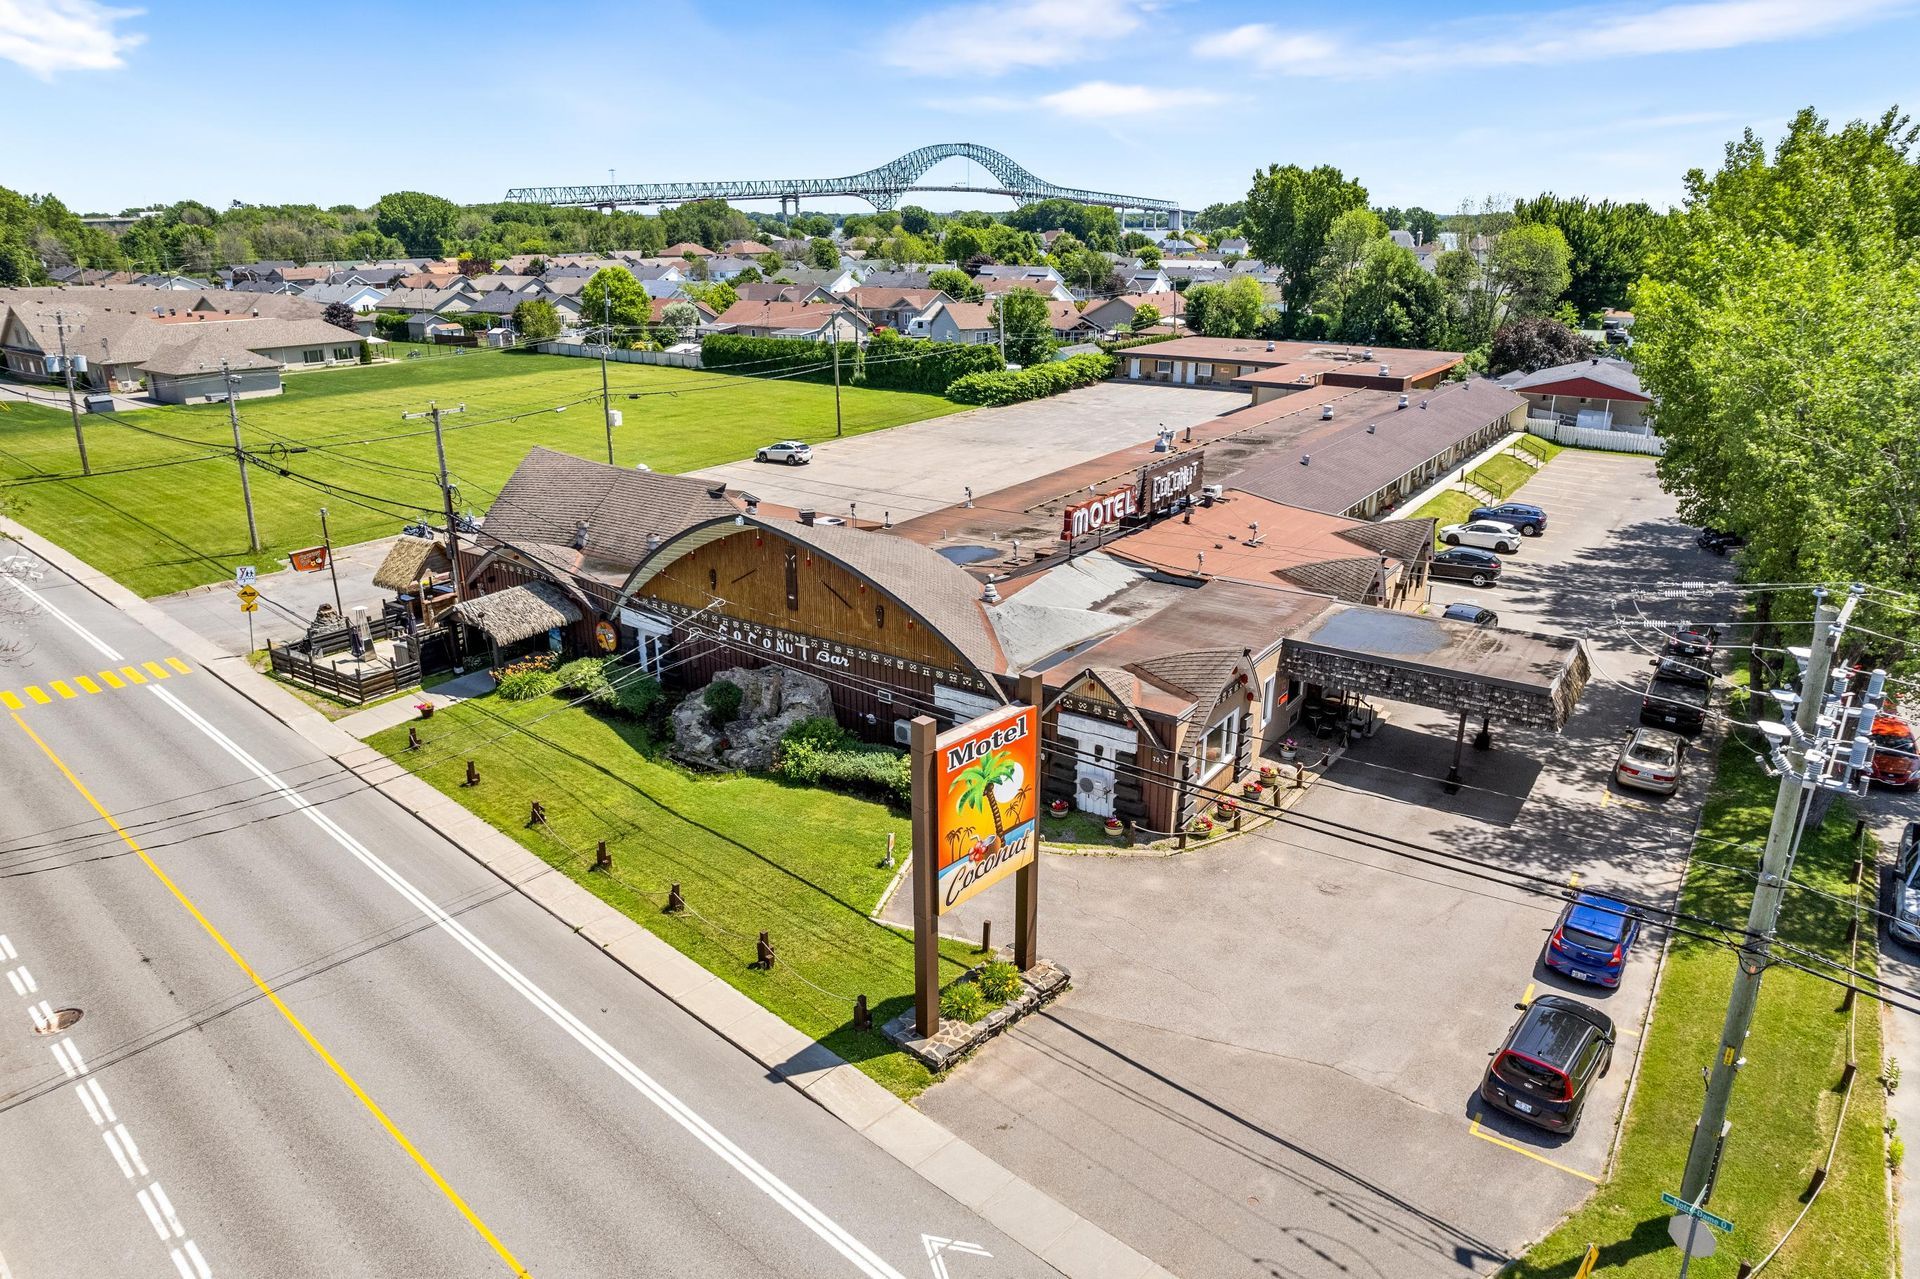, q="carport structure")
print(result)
[1281,604,1591,790]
